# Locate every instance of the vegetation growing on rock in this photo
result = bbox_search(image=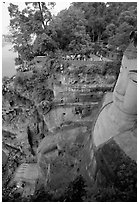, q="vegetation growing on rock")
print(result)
[2,2,137,202]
